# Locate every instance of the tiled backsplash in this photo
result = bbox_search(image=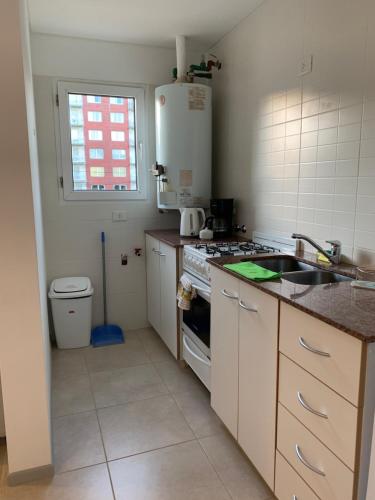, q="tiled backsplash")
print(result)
[213,0,375,265]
